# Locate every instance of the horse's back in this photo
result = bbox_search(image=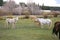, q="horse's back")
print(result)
[37,18,51,24]
[6,18,16,23]
[46,19,52,22]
